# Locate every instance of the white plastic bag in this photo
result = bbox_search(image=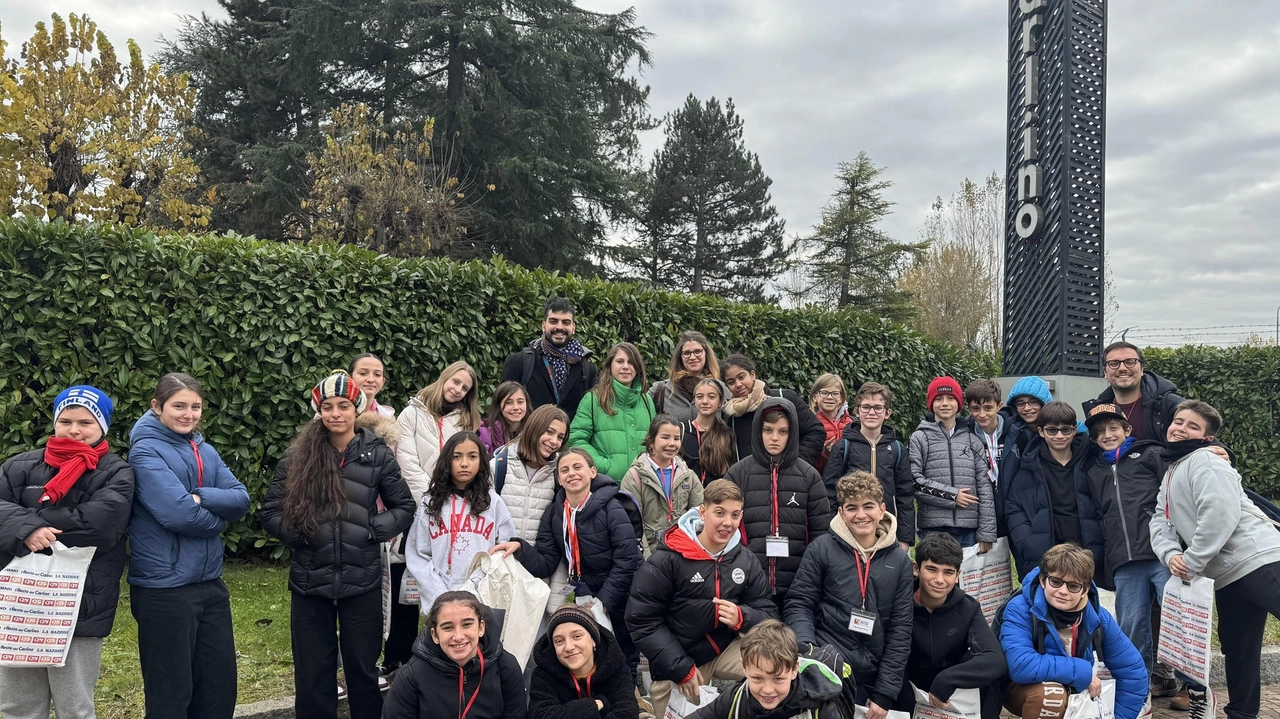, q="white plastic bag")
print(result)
[959,537,1013,624]
[664,685,719,719]
[855,706,911,719]
[457,551,552,669]
[380,543,392,640]
[0,542,96,667]
[1156,575,1214,687]
[398,571,421,604]
[910,684,981,719]
[574,594,613,633]
[1063,682,1115,719]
